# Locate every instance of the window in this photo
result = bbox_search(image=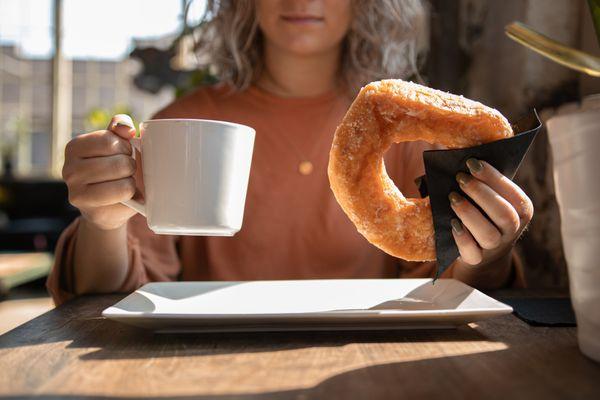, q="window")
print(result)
[32,60,51,77]
[72,86,87,117]
[1,82,20,103]
[0,0,185,176]
[99,86,115,108]
[99,61,115,75]
[72,60,86,74]
[32,84,52,119]
[30,131,50,171]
